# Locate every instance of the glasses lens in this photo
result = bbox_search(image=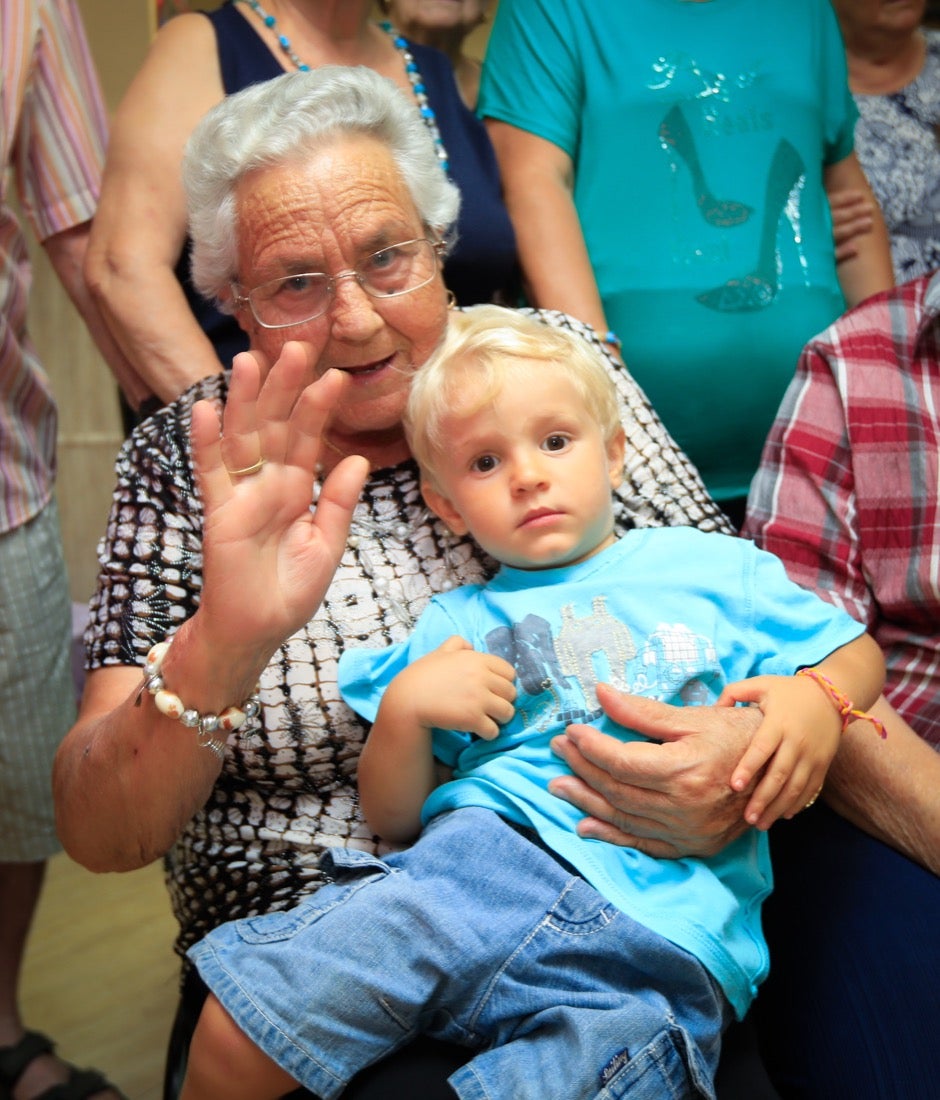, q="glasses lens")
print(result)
[249,272,332,328]
[359,239,437,298]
